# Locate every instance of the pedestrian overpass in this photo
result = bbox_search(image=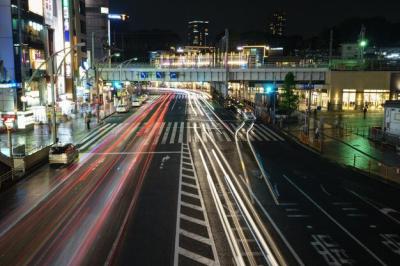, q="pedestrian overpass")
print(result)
[100,65,328,84]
